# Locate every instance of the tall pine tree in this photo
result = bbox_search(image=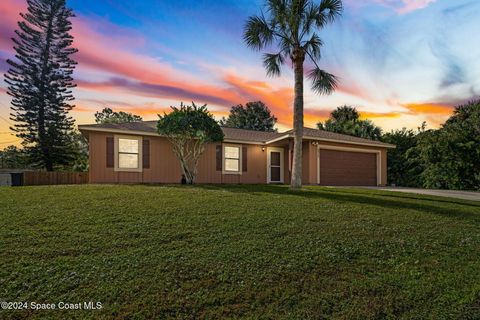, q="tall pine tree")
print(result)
[5,0,78,171]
